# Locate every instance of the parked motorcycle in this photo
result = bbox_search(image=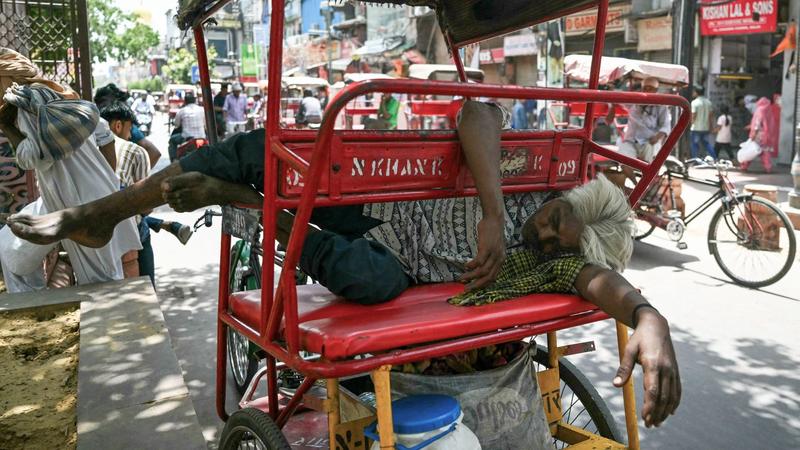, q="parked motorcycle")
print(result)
[134,103,153,136]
